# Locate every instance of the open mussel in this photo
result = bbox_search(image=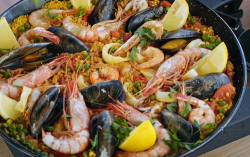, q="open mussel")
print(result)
[29,87,60,137]
[87,0,117,26]
[173,73,230,100]
[0,53,56,71]
[161,109,200,143]
[80,80,125,109]
[125,6,165,32]
[0,42,53,68]
[44,26,90,53]
[92,111,117,157]
[153,29,202,54]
